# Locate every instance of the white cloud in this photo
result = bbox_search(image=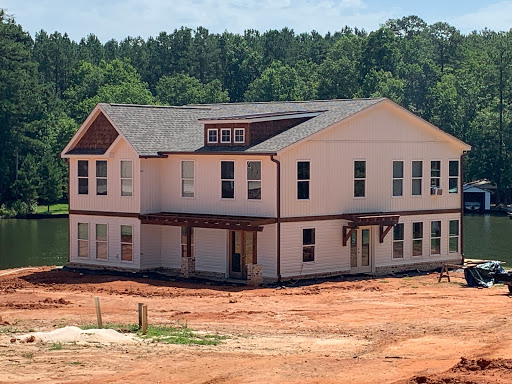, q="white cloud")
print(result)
[450,1,512,33]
